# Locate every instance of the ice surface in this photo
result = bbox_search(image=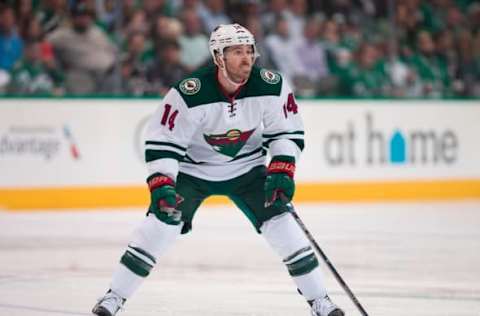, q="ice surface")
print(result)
[0,202,479,316]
